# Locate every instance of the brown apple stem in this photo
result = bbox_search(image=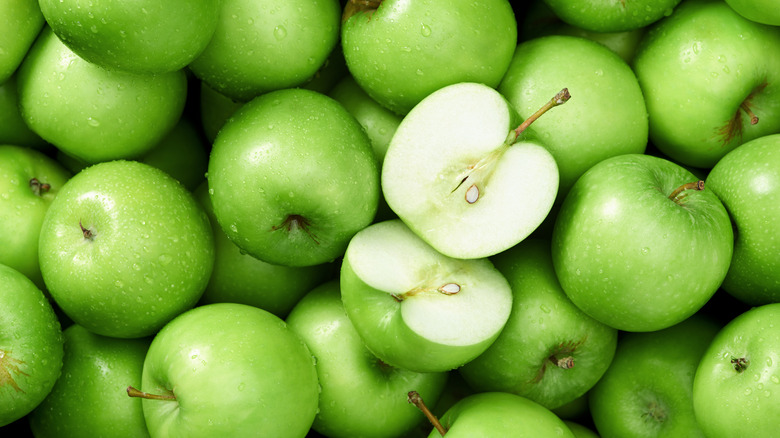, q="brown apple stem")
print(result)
[668,180,705,202]
[126,386,176,401]
[549,355,574,369]
[79,220,95,241]
[408,391,447,436]
[29,178,51,197]
[740,102,759,125]
[512,88,571,139]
